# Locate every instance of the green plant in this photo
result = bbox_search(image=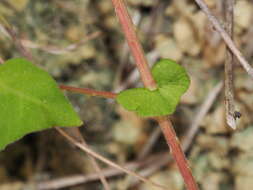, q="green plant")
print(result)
[0,1,199,189]
[0,58,189,150]
[117,59,190,116]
